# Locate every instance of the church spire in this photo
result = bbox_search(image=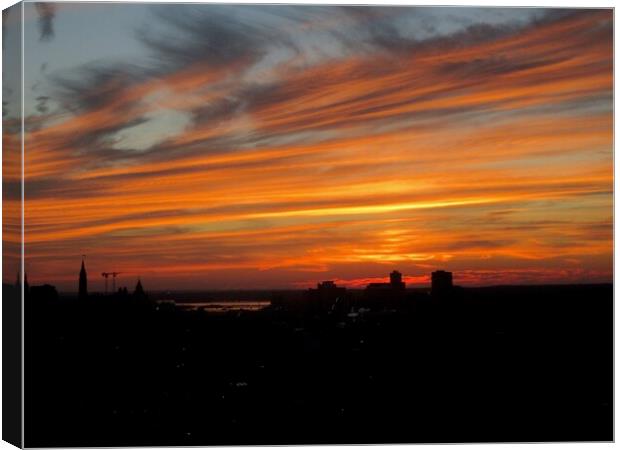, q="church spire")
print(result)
[134,278,144,294]
[79,256,88,300]
[133,278,147,301]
